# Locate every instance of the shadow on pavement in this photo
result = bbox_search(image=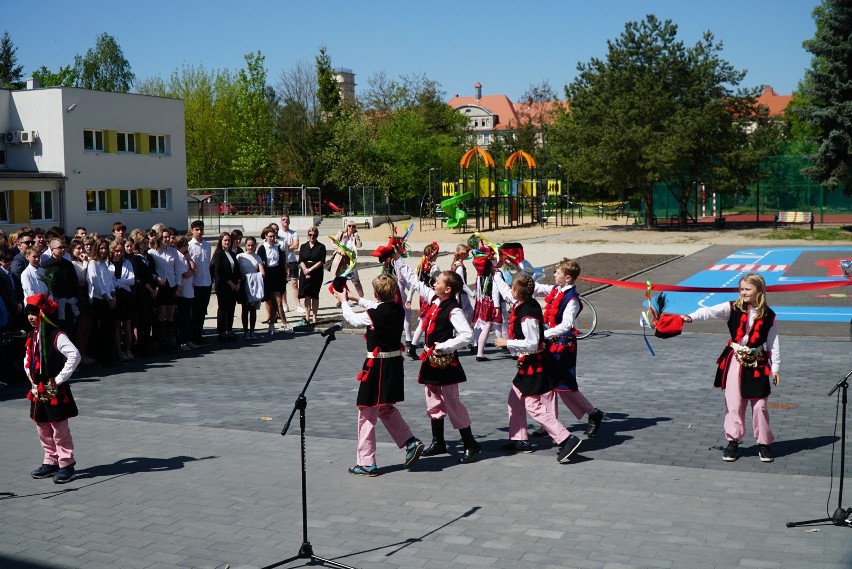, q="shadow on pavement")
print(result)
[76,454,216,480]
